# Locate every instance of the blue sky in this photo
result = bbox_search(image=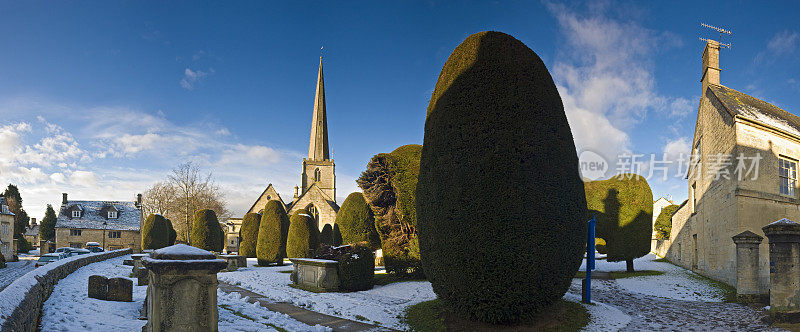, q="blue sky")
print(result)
[1,1,799,218]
